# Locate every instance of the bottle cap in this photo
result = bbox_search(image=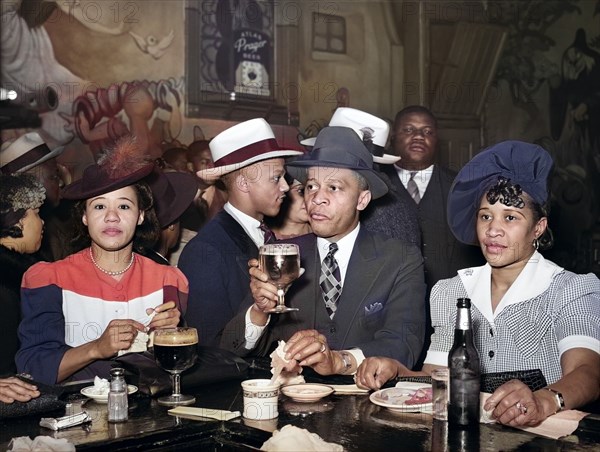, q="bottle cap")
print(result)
[456,298,471,309]
[110,368,125,377]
